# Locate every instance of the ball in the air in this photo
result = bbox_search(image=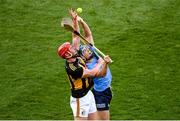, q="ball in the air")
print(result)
[77,8,82,13]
